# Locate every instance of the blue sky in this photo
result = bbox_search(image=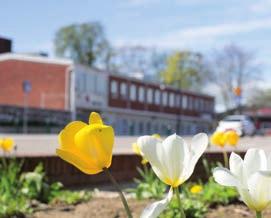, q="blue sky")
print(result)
[1,0,271,103]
